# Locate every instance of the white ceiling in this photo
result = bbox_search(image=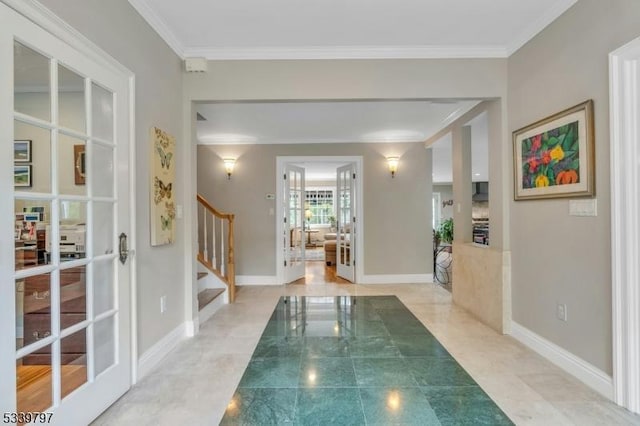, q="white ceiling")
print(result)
[196,100,478,145]
[129,0,577,59]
